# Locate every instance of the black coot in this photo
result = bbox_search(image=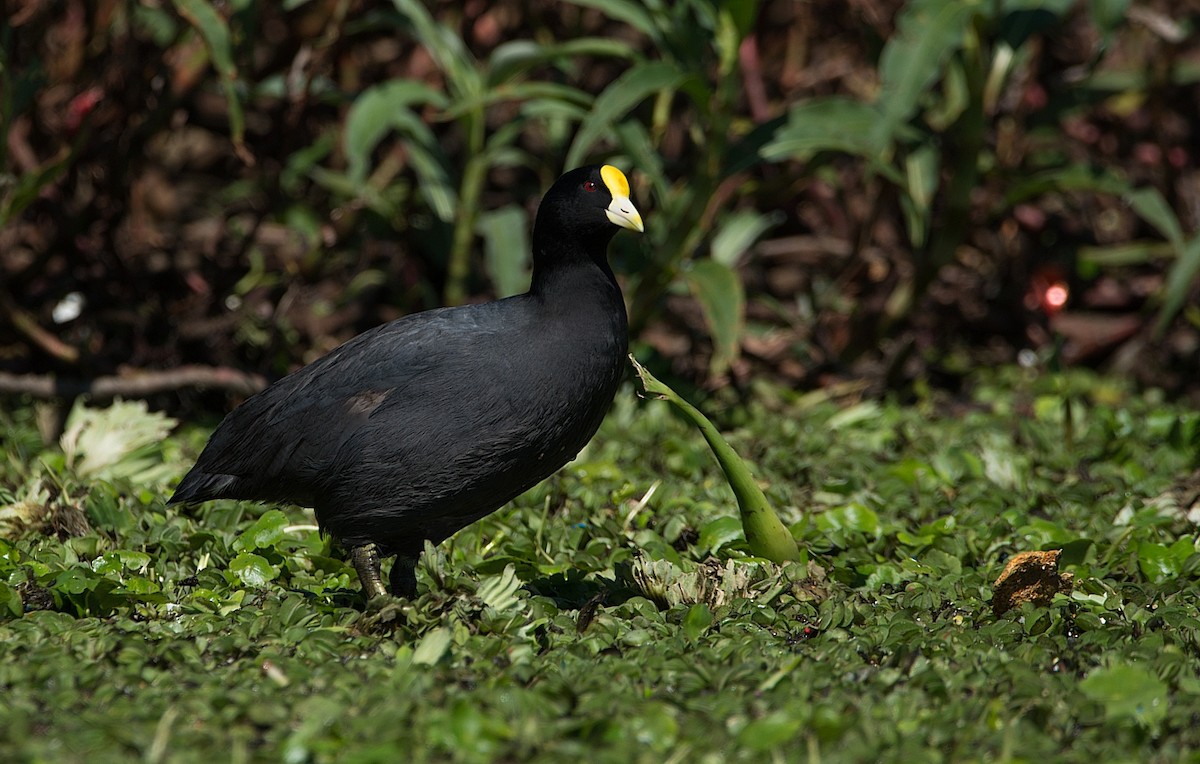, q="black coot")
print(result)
[170,165,644,598]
